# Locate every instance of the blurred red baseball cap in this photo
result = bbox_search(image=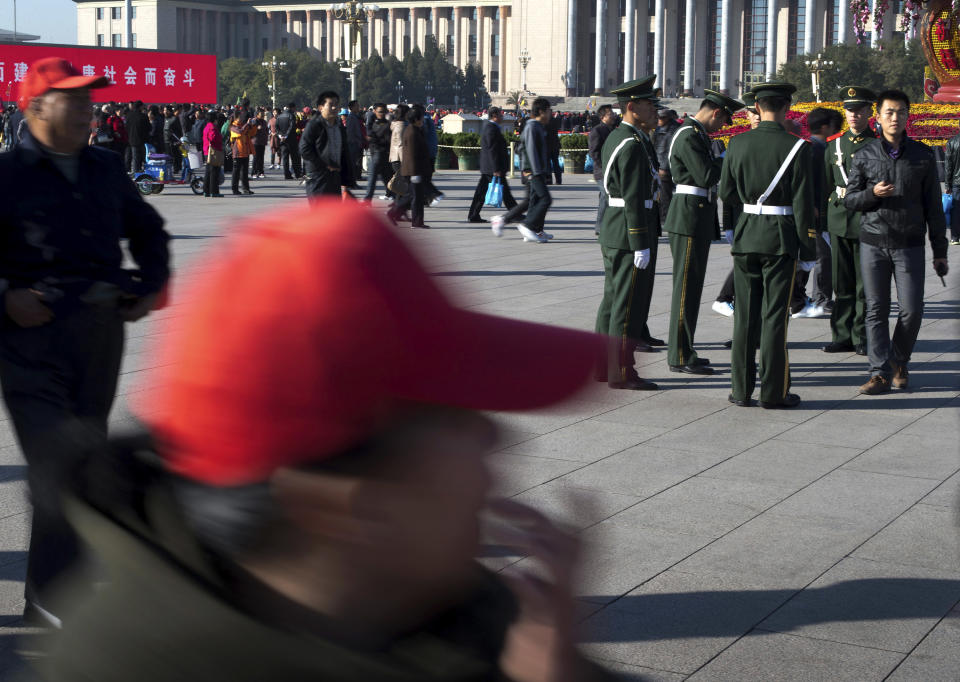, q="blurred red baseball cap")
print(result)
[140,201,603,486]
[17,57,110,111]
